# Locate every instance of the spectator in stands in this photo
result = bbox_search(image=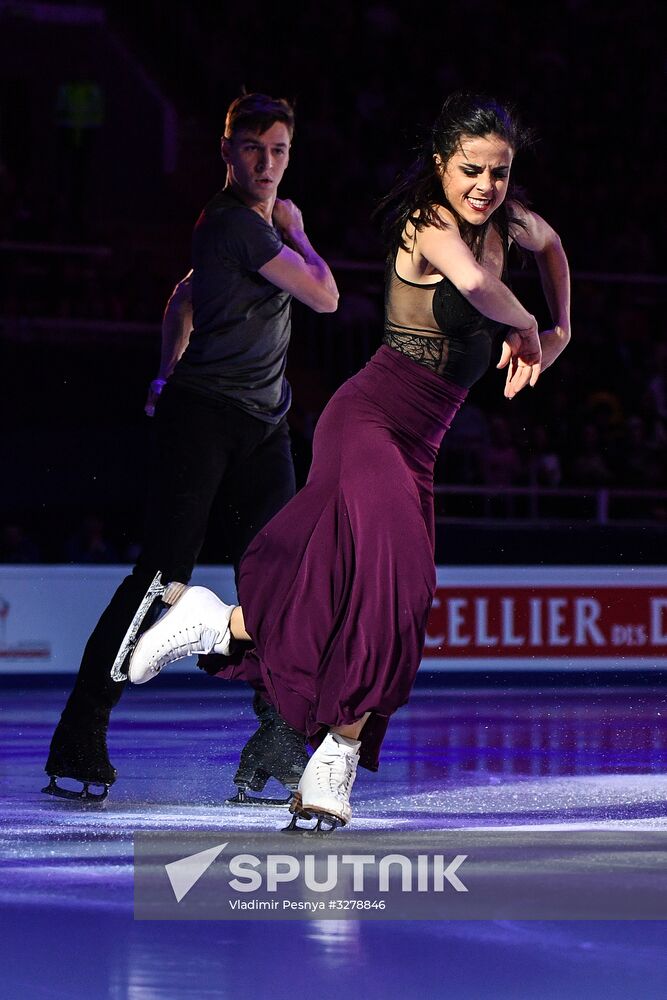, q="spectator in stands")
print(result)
[0,522,41,563]
[571,424,614,487]
[482,414,523,487]
[64,513,119,564]
[528,424,562,488]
